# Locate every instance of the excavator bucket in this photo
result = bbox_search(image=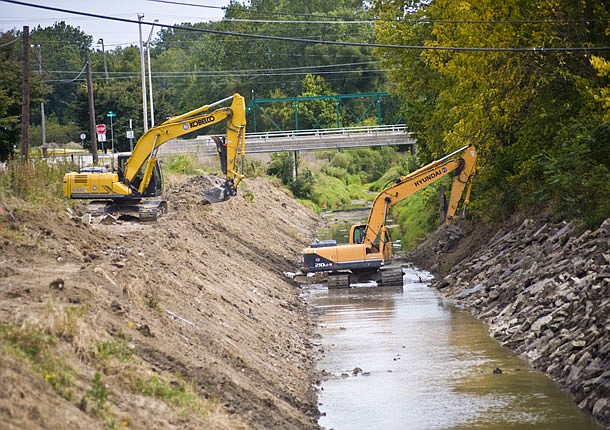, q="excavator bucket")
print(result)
[202,179,237,203]
[203,135,240,203]
[443,224,463,252]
